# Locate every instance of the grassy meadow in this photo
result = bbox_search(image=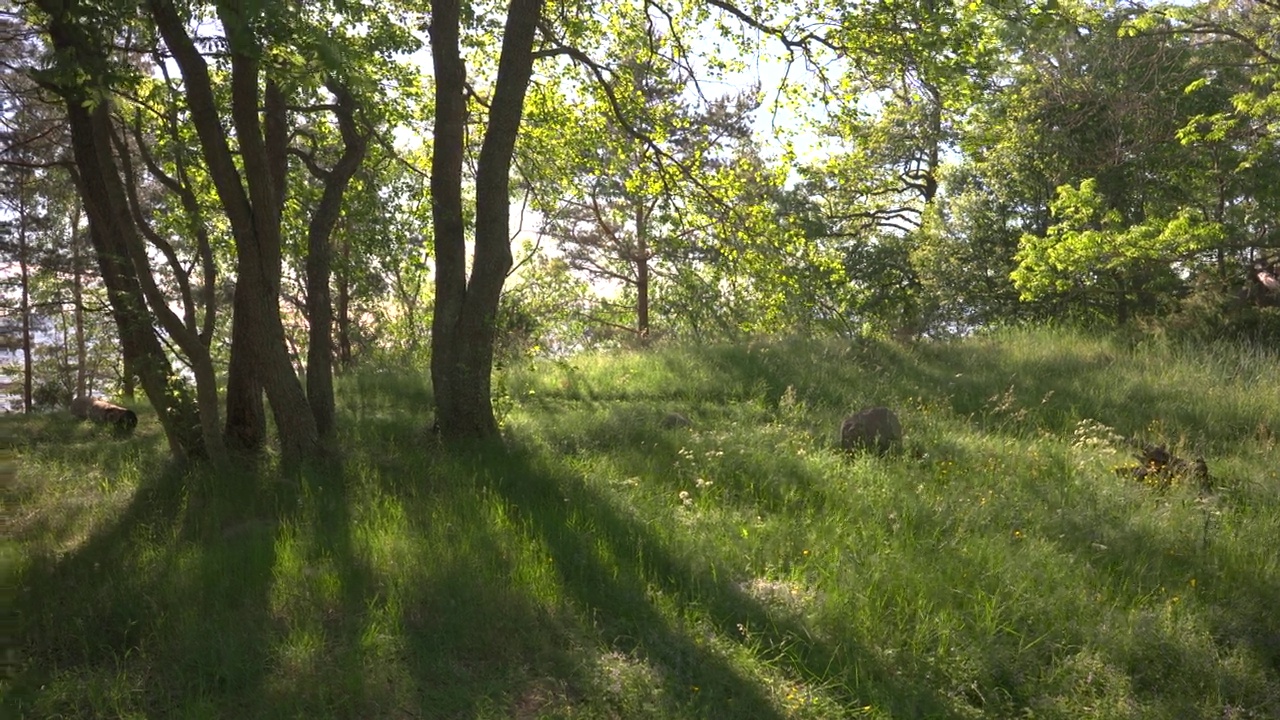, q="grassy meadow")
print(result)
[4,327,1279,719]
